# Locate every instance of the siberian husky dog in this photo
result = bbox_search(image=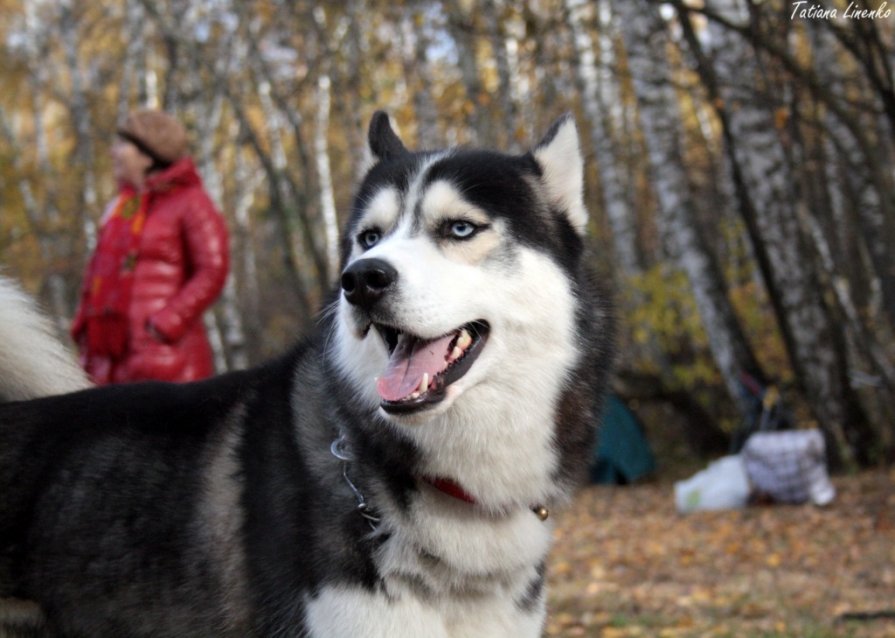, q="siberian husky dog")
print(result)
[0,113,613,637]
